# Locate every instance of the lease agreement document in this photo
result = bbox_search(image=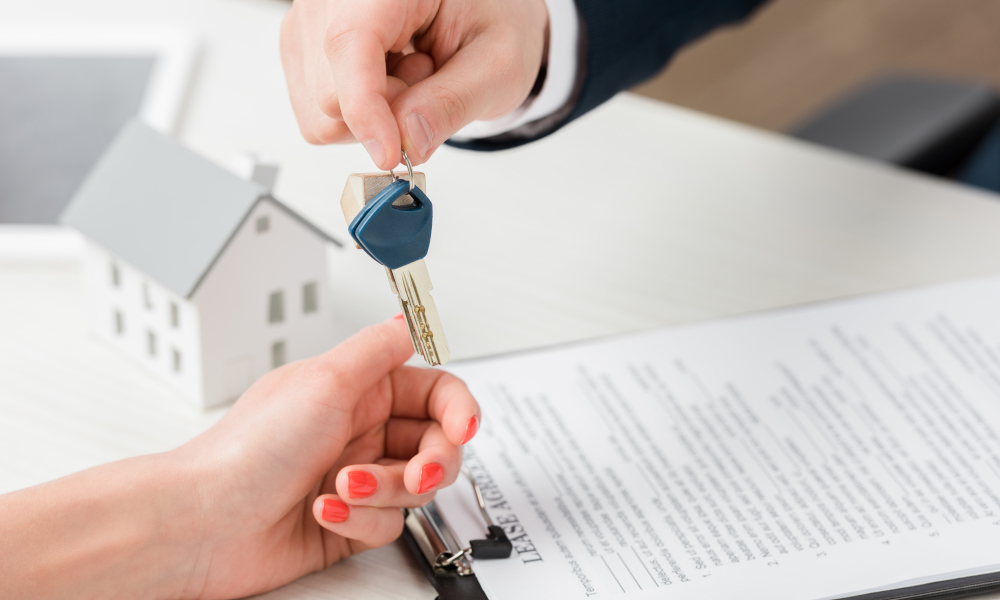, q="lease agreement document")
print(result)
[437,276,1000,600]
